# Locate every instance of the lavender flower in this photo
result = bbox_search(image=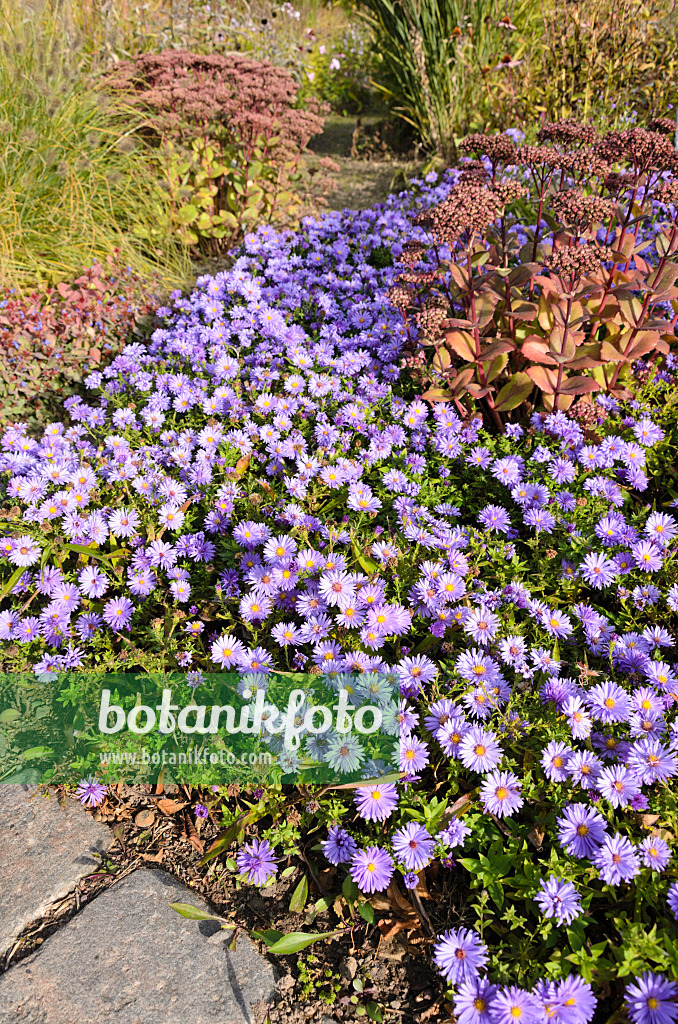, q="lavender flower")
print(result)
[639,837,672,872]
[350,845,394,893]
[75,775,107,808]
[354,783,399,822]
[625,973,678,1024]
[592,834,640,884]
[557,804,608,858]
[236,838,278,886]
[433,927,488,984]
[392,822,434,871]
[534,875,583,925]
[479,770,523,817]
